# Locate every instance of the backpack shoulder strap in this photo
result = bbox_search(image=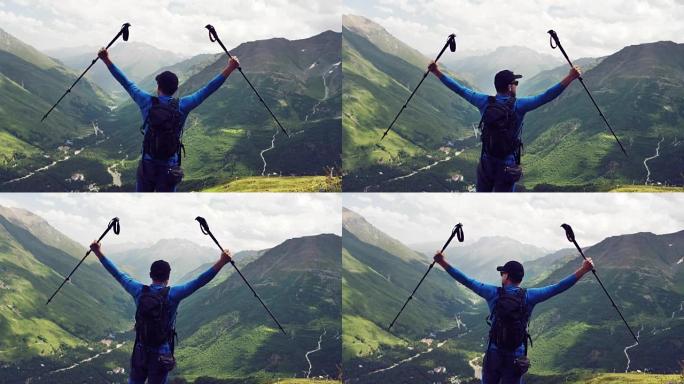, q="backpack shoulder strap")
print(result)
[142,285,150,293]
[160,286,170,299]
[487,95,496,104]
[151,97,159,105]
